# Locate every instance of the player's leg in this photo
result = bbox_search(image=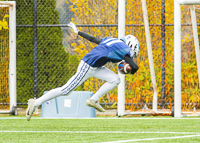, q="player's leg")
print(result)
[86,66,120,112]
[92,66,120,100]
[26,61,92,121]
[34,61,91,105]
[60,61,93,95]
